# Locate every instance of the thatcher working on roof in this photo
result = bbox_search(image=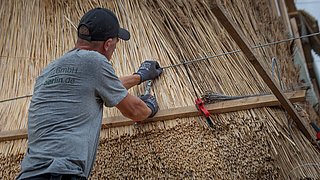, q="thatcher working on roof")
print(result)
[17,8,162,180]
